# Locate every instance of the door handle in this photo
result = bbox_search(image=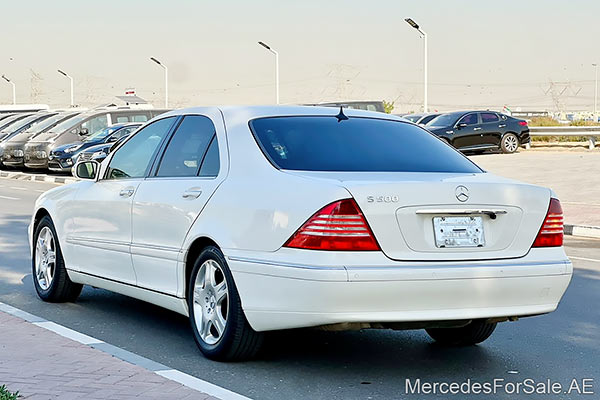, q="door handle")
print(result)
[119,187,135,198]
[473,127,482,131]
[499,124,506,128]
[182,187,202,199]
